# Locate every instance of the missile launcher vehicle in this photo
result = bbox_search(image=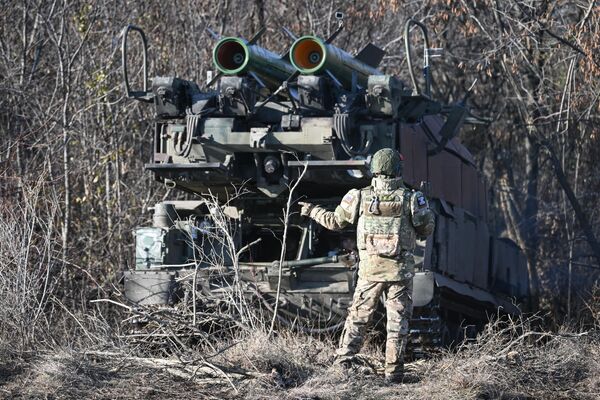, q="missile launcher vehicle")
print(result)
[121,18,531,350]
